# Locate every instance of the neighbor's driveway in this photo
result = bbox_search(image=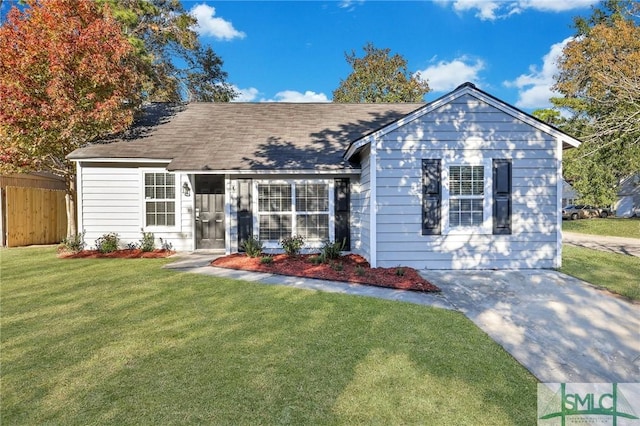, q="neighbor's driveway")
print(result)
[563,231,640,257]
[423,269,640,383]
